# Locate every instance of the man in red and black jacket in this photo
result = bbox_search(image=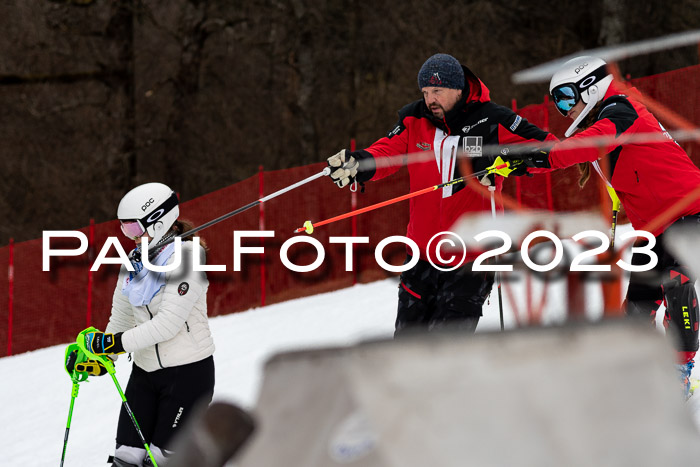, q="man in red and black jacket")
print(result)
[326,53,556,336]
